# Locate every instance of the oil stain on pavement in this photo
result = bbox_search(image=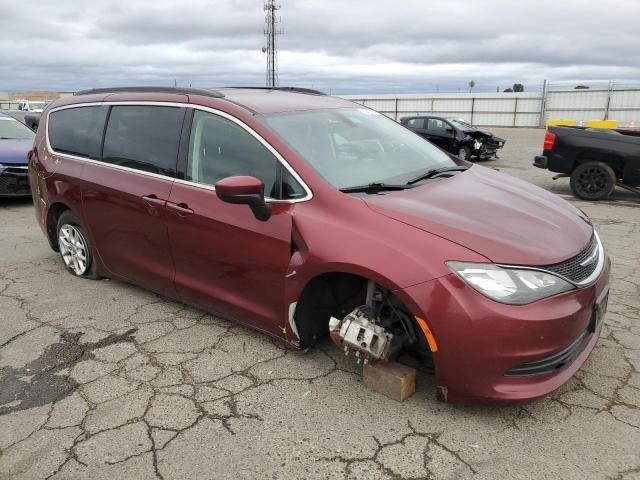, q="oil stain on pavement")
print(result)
[0,328,137,415]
